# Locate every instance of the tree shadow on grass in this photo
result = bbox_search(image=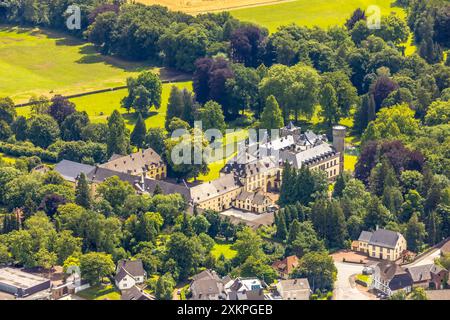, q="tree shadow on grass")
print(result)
[122,111,159,127]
